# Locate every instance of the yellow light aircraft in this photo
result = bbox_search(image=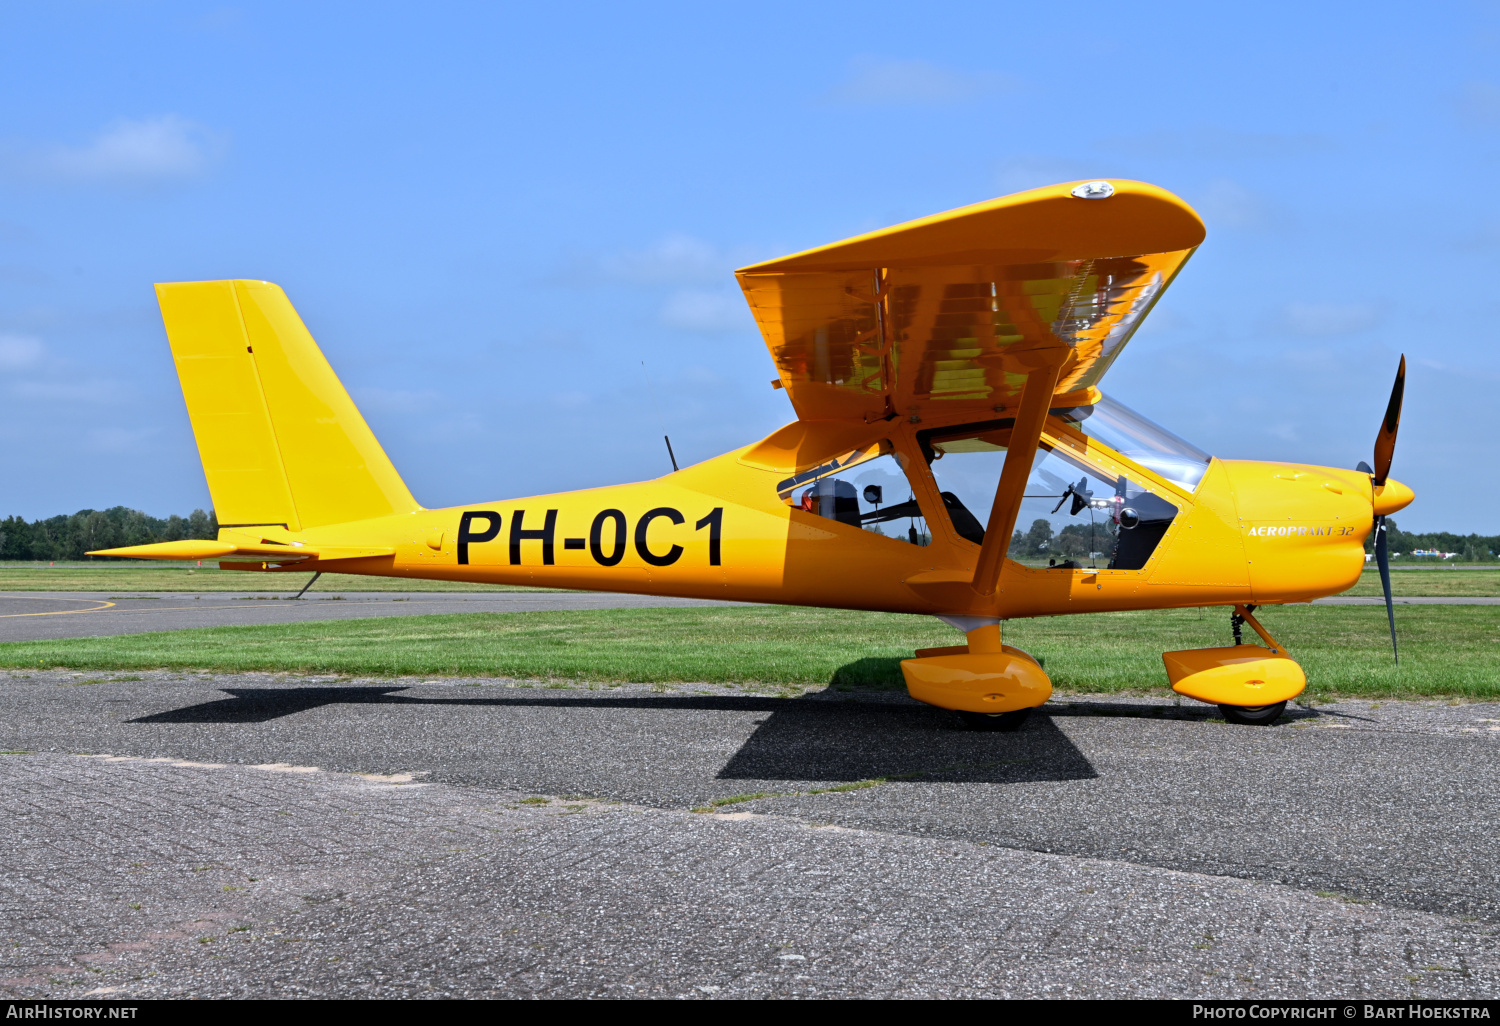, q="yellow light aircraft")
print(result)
[94,179,1414,729]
